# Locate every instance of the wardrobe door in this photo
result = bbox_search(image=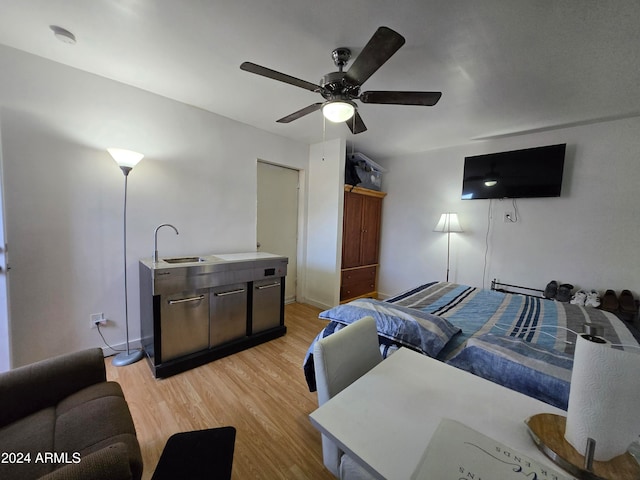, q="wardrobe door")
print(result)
[360,195,382,266]
[342,191,363,269]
